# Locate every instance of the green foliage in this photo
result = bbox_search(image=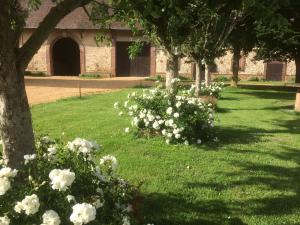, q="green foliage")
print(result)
[79,73,103,79]
[213,76,231,82]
